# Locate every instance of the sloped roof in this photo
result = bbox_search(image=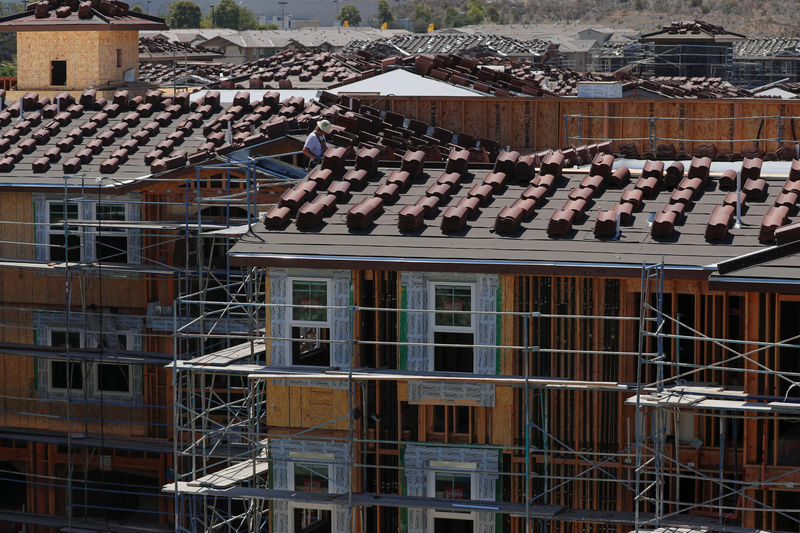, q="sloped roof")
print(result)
[347,33,549,58]
[640,20,746,43]
[0,0,166,31]
[329,69,481,97]
[230,149,800,280]
[0,87,318,188]
[734,38,800,59]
